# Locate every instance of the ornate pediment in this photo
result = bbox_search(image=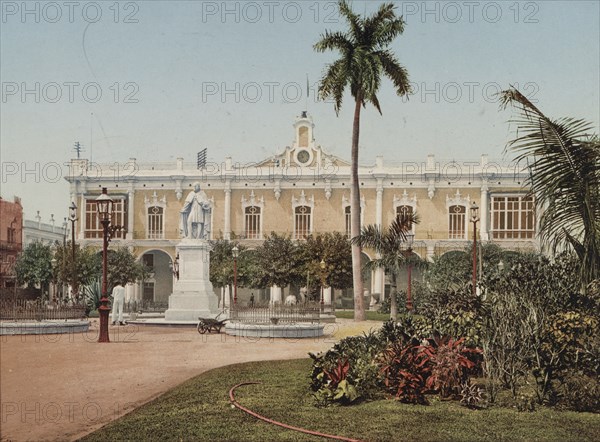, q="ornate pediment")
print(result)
[241,190,264,209]
[393,190,417,208]
[446,189,470,207]
[292,190,314,208]
[144,191,167,207]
